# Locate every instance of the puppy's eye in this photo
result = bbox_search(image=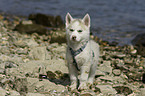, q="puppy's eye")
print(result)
[78,30,82,33]
[70,29,74,32]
